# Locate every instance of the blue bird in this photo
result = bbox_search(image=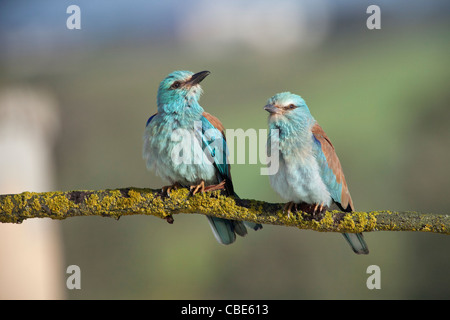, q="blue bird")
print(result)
[264,92,369,254]
[143,70,262,245]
